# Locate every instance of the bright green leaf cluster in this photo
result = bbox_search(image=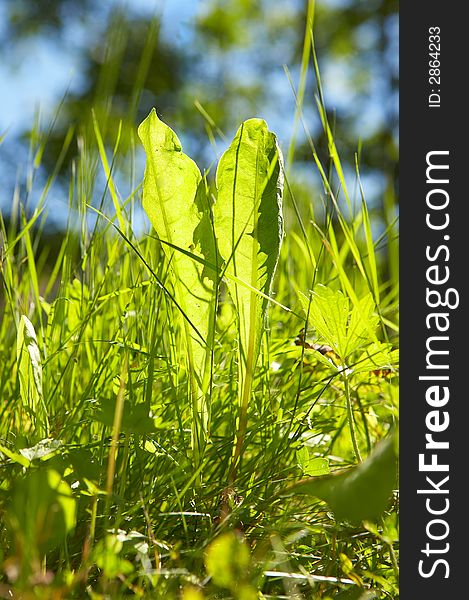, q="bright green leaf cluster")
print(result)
[287,433,397,522]
[138,110,284,467]
[296,446,330,476]
[299,285,379,362]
